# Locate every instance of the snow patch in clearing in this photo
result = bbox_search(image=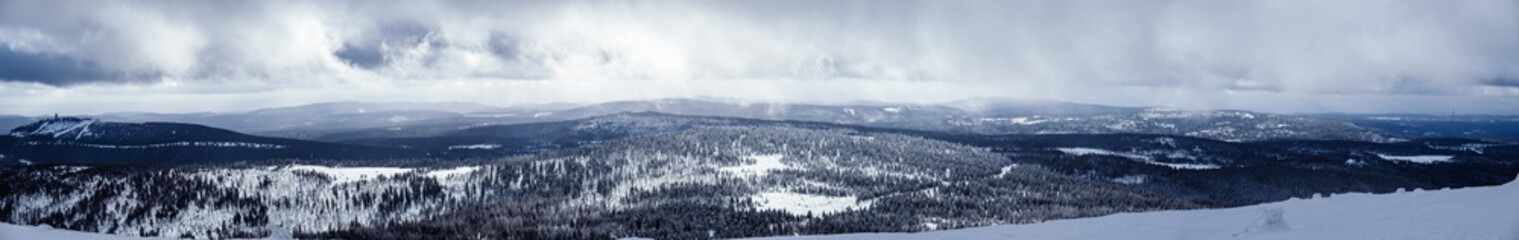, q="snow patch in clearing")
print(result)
[1057,148,1150,160]
[970,117,1047,125]
[720,154,790,177]
[1006,117,1046,125]
[1058,148,1220,170]
[1149,162,1222,170]
[285,165,413,184]
[883,107,903,113]
[995,165,1017,178]
[448,144,501,150]
[751,192,871,216]
[1377,154,1454,164]
[1112,175,1148,185]
[424,166,482,181]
